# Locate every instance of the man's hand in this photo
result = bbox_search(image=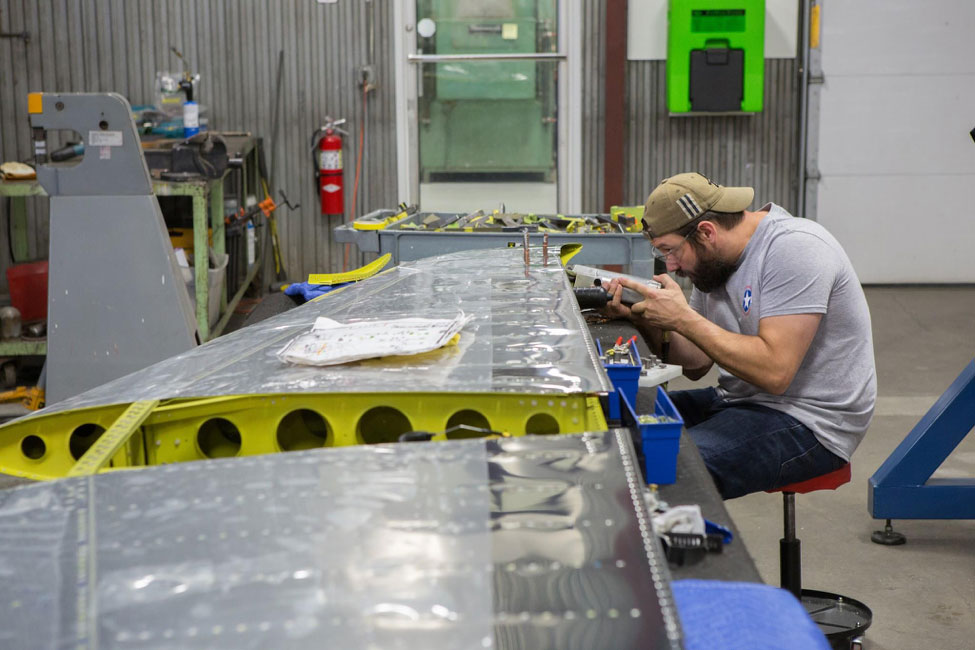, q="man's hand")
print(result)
[597,280,633,320]
[619,274,694,331]
[604,276,713,377]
